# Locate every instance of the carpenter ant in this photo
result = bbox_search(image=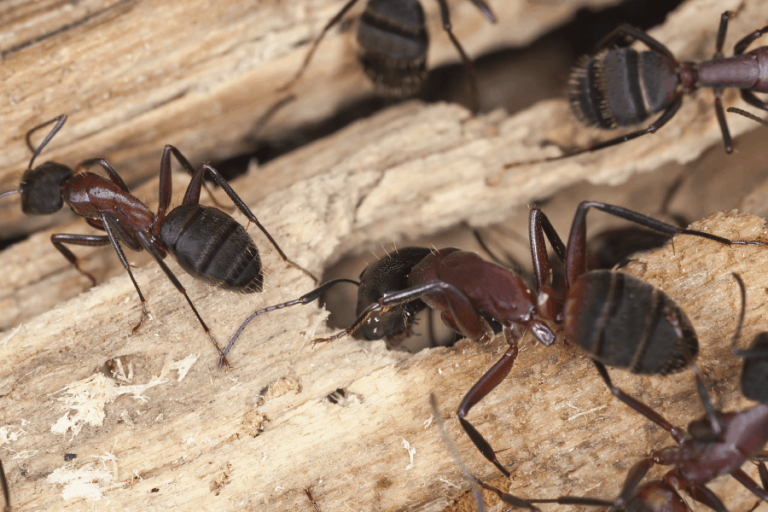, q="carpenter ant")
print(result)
[223,201,765,476]
[0,115,315,368]
[0,459,9,512]
[505,11,768,167]
[280,0,496,110]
